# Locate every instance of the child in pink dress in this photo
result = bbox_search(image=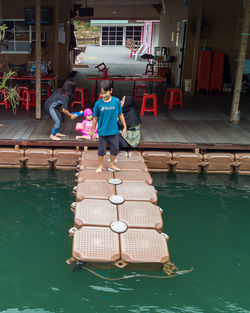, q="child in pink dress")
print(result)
[75,108,98,140]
